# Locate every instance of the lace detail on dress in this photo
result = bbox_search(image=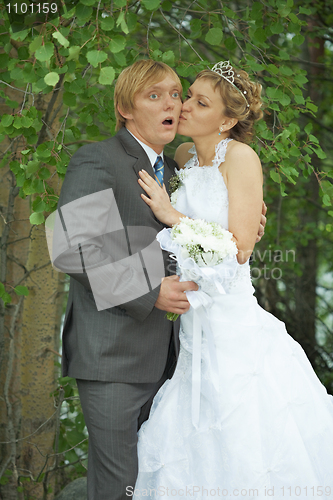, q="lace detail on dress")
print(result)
[185,137,233,170]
